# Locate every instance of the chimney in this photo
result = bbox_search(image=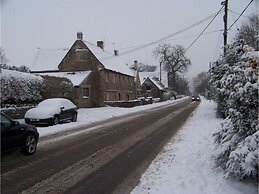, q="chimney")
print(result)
[114,50,119,56]
[97,41,104,50]
[133,60,139,70]
[77,32,83,40]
